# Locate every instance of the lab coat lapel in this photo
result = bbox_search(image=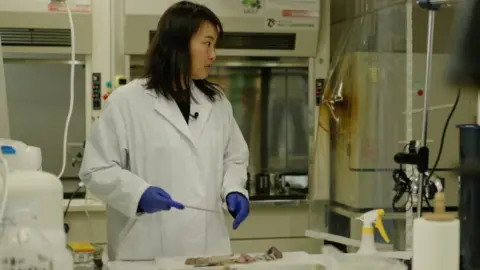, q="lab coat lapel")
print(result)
[189,86,212,144]
[150,92,192,141]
